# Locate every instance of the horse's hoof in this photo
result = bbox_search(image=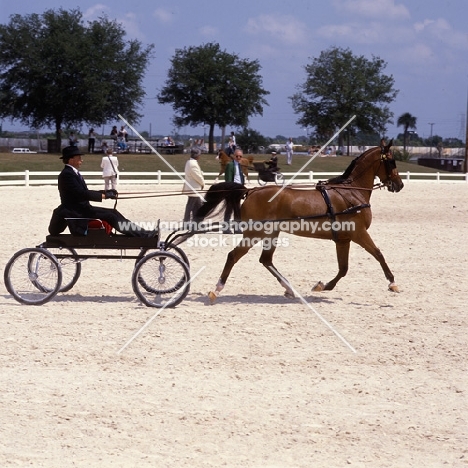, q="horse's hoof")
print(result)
[388,282,400,293]
[208,291,218,304]
[312,281,325,292]
[284,291,295,299]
